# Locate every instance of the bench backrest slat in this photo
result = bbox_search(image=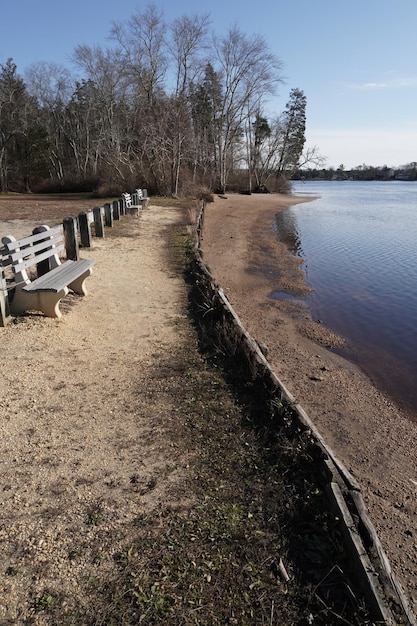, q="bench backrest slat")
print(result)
[4,226,62,252]
[13,243,65,273]
[7,232,63,263]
